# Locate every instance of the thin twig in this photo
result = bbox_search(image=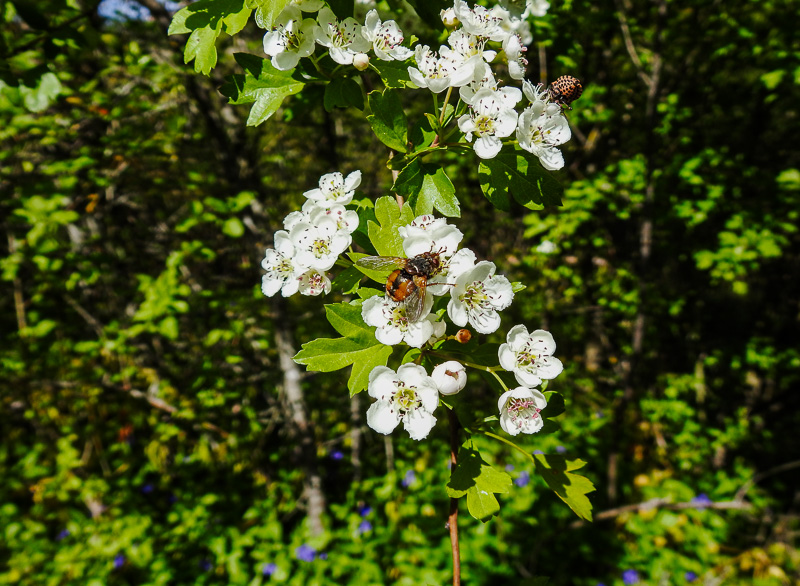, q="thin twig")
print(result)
[569,497,752,528]
[447,409,461,586]
[614,0,651,87]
